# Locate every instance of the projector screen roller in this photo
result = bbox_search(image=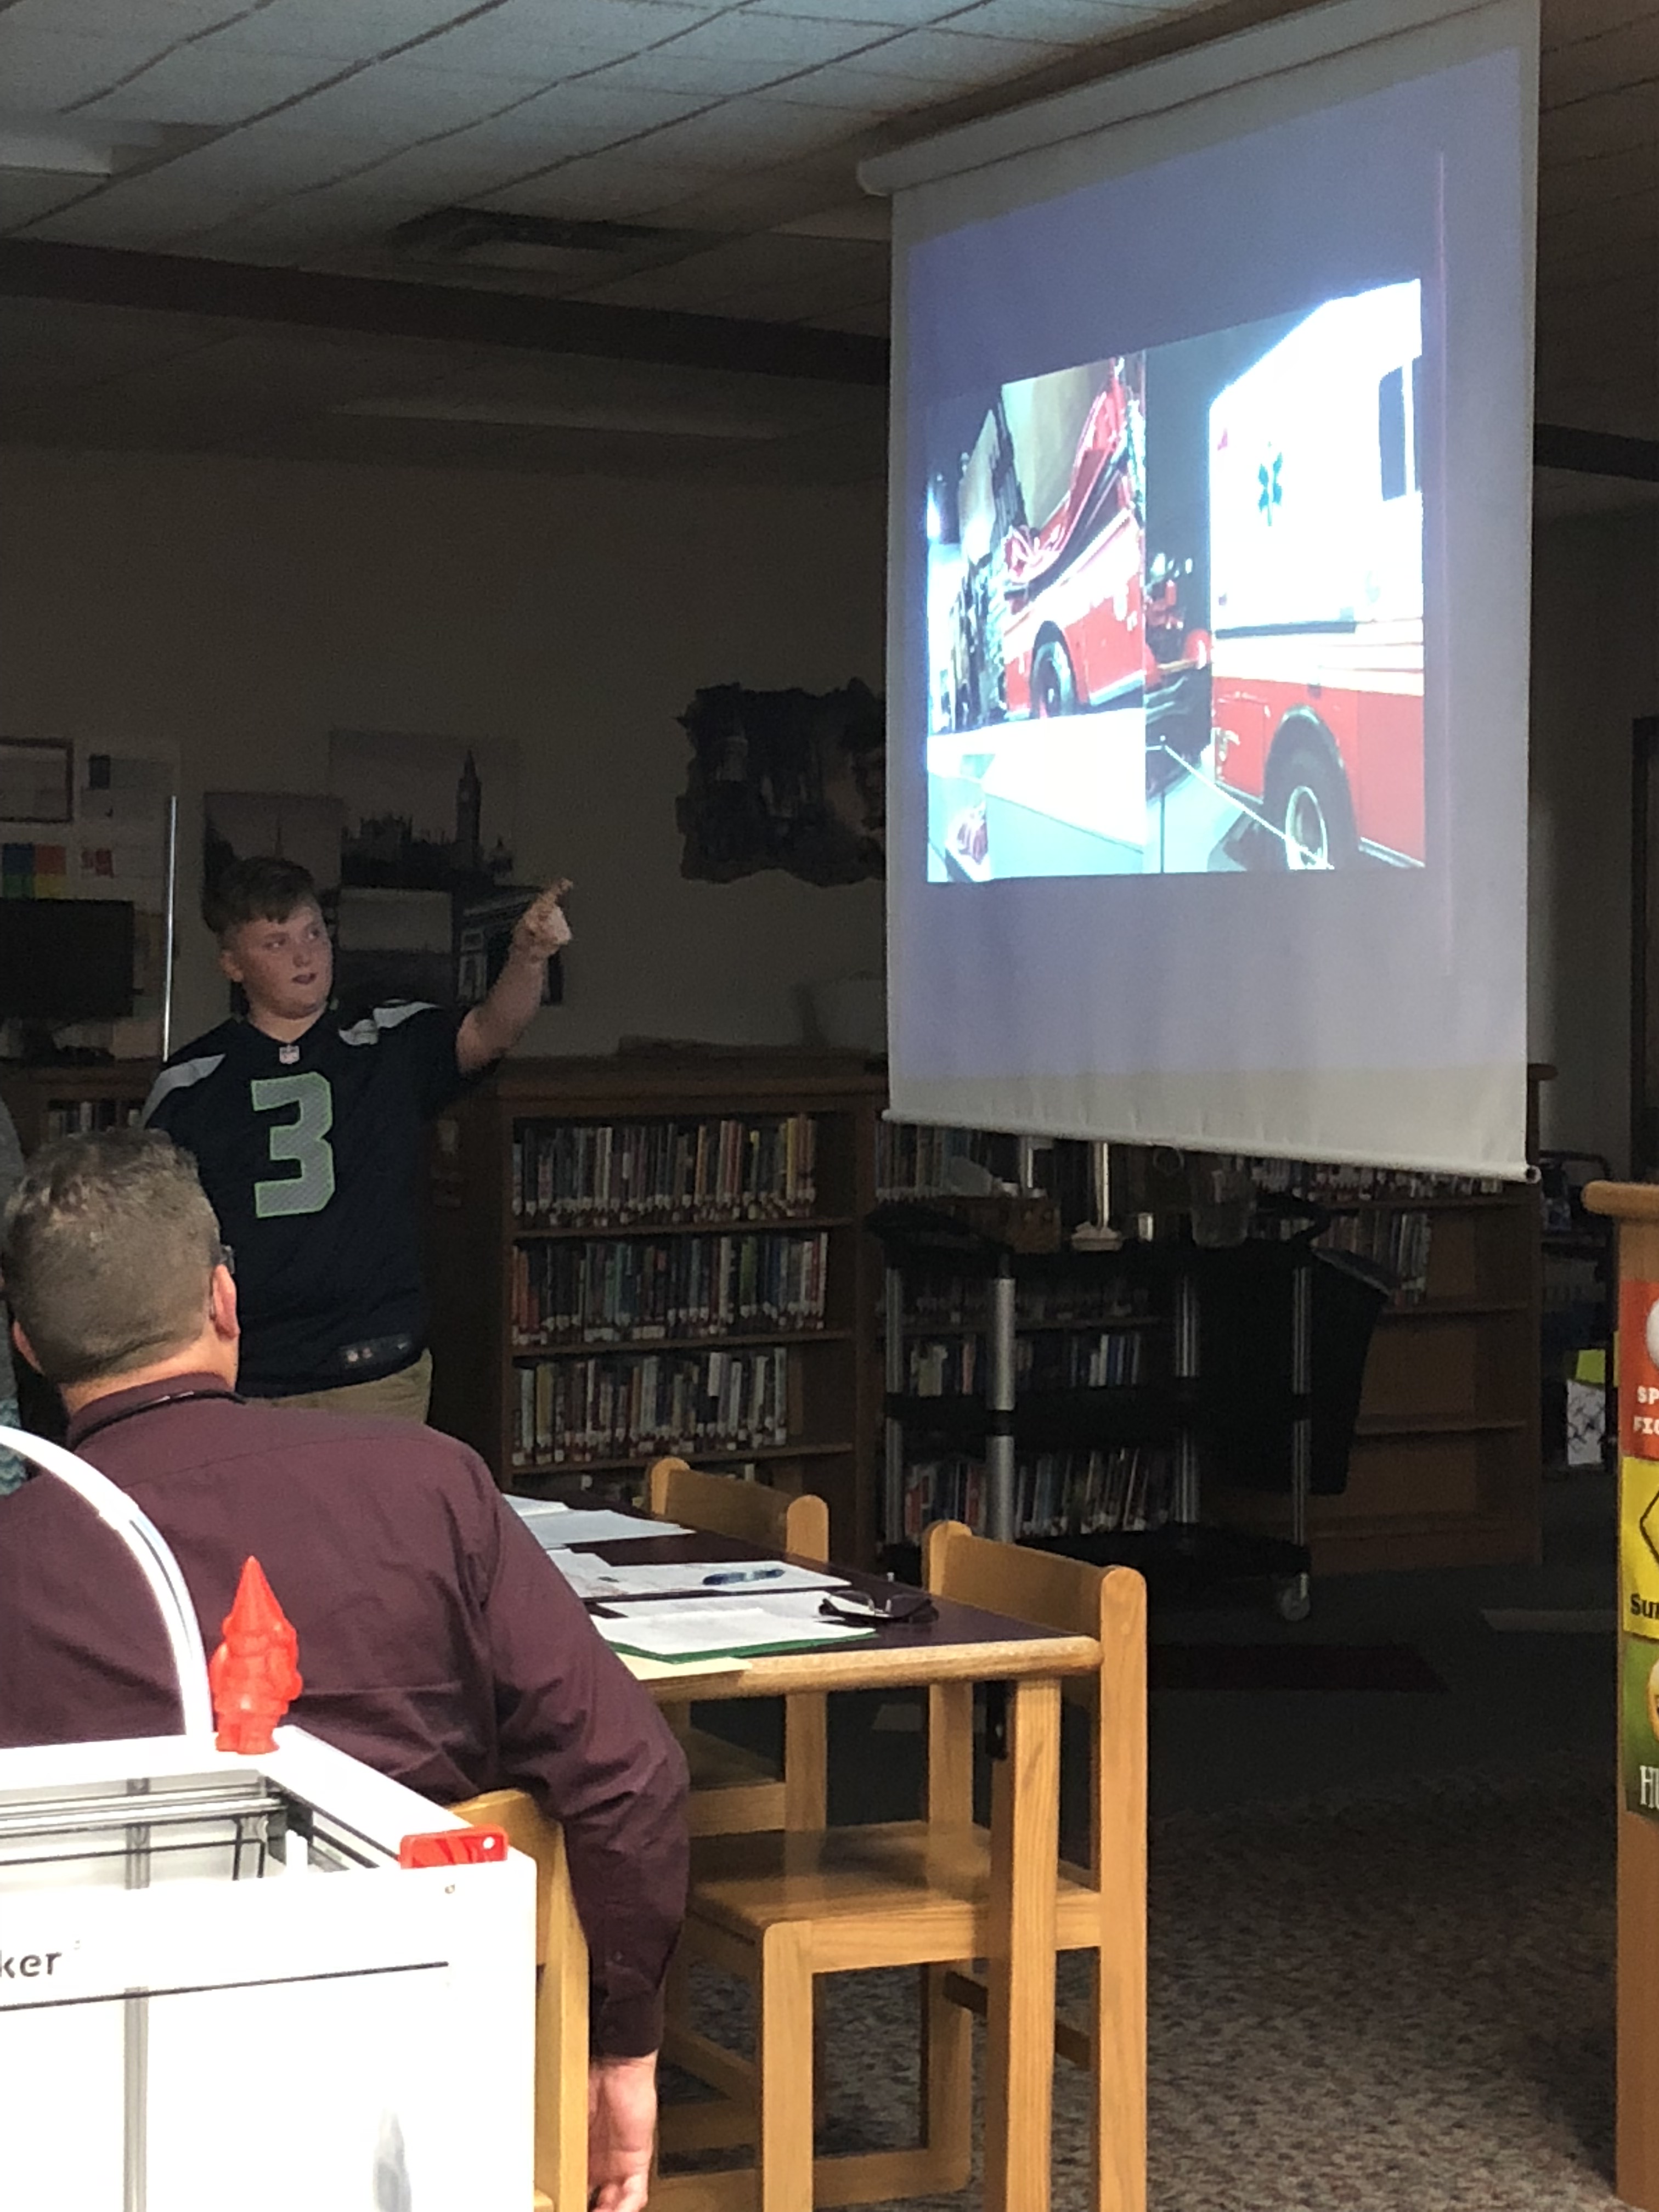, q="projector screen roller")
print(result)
[871,0,1537,1177]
